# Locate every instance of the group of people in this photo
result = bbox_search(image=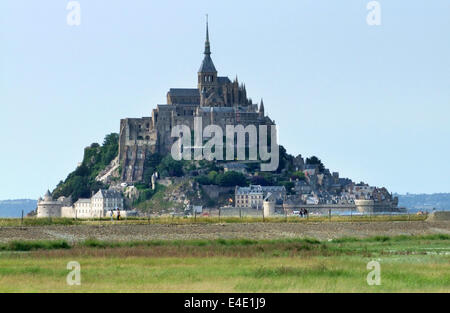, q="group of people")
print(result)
[298,208,308,218]
[109,208,121,221]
